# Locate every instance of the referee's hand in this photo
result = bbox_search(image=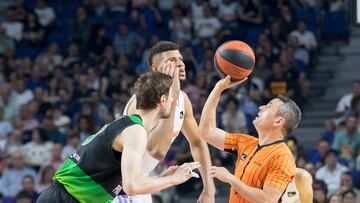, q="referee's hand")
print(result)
[209,166,233,184]
[215,75,248,92]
